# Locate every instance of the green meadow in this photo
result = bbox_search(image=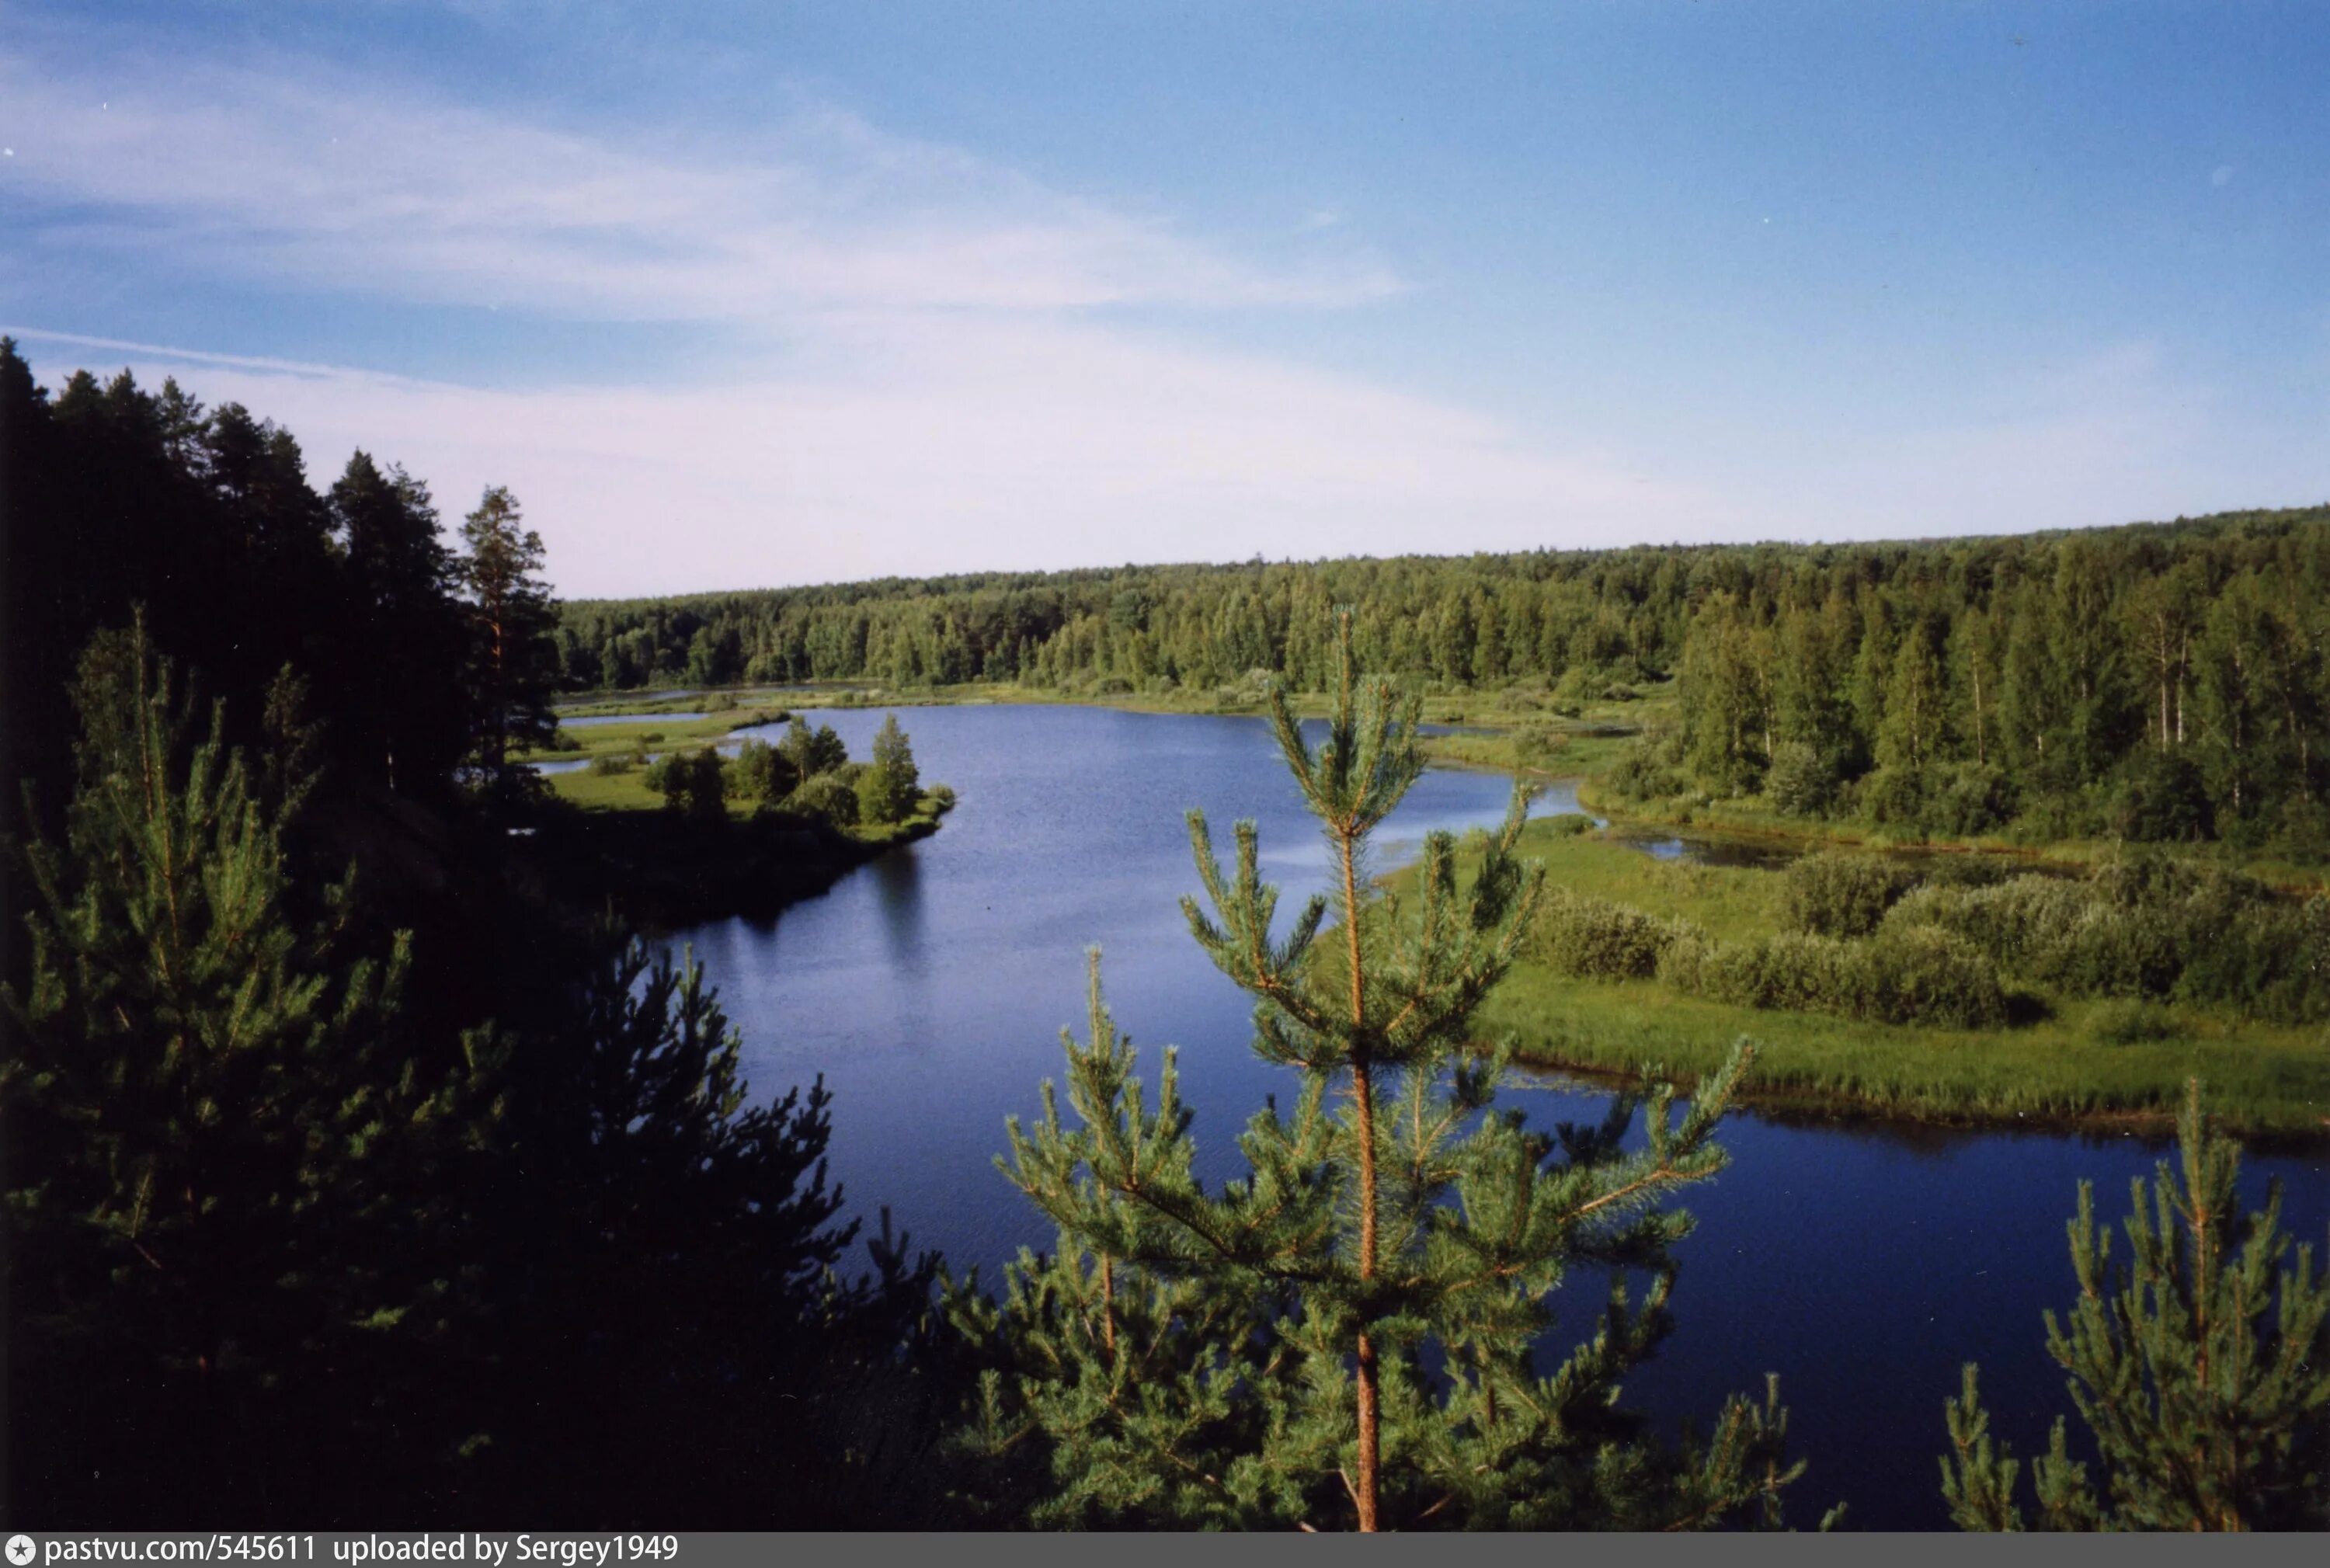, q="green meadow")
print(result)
[1402,823,2330,1137]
